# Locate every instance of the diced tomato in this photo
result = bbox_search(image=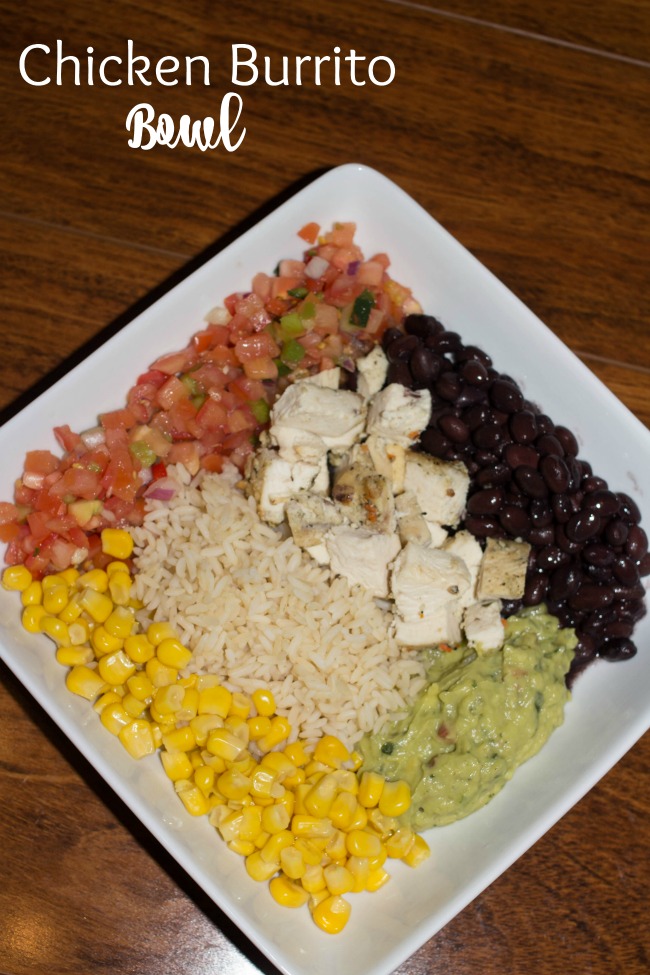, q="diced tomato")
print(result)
[242,357,278,380]
[297,222,320,244]
[156,376,191,411]
[0,523,21,543]
[235,332,281,362]
[227,407,256,434]
[100,408,137,431]
[166,442,200,473]
[54,425,83,452]
[195,398,228,432]
[151,460,167,480]
[0,502,20,524]
[24,451,60,475]
[150,348,198,375]
[200,453,225,473]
